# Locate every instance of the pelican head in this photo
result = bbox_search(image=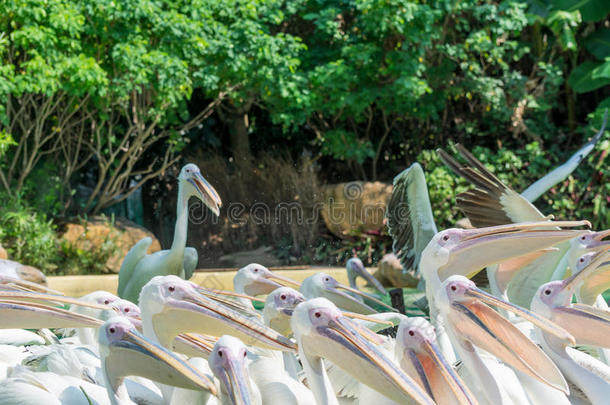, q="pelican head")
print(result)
[567,229,610,269]
[233,263,301,296]
[209,335,257,405]
[437,275,572,393]
[179,163,222,216]
[138,275,295,351]
[421,220,590,282]
[396,317,477,405]
[532,250,610,348]
[263,287,305,336]
[346,257,387,295]
[99,317,217,401]
[300,272,396,314]
[110,299,142,329]
[292,297,434,405]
